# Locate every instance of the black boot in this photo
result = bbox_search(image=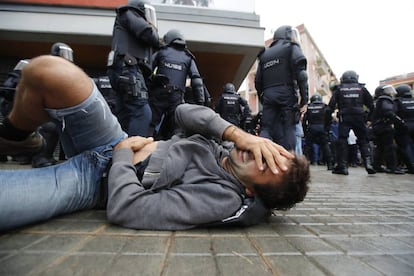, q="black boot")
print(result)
[322,144,334,170]
[32,122,58,168]
[384,144,405,175]
[332,140,348,175]
[332,165,348,175]
[360,143,376,174]
[397,145,414,174]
